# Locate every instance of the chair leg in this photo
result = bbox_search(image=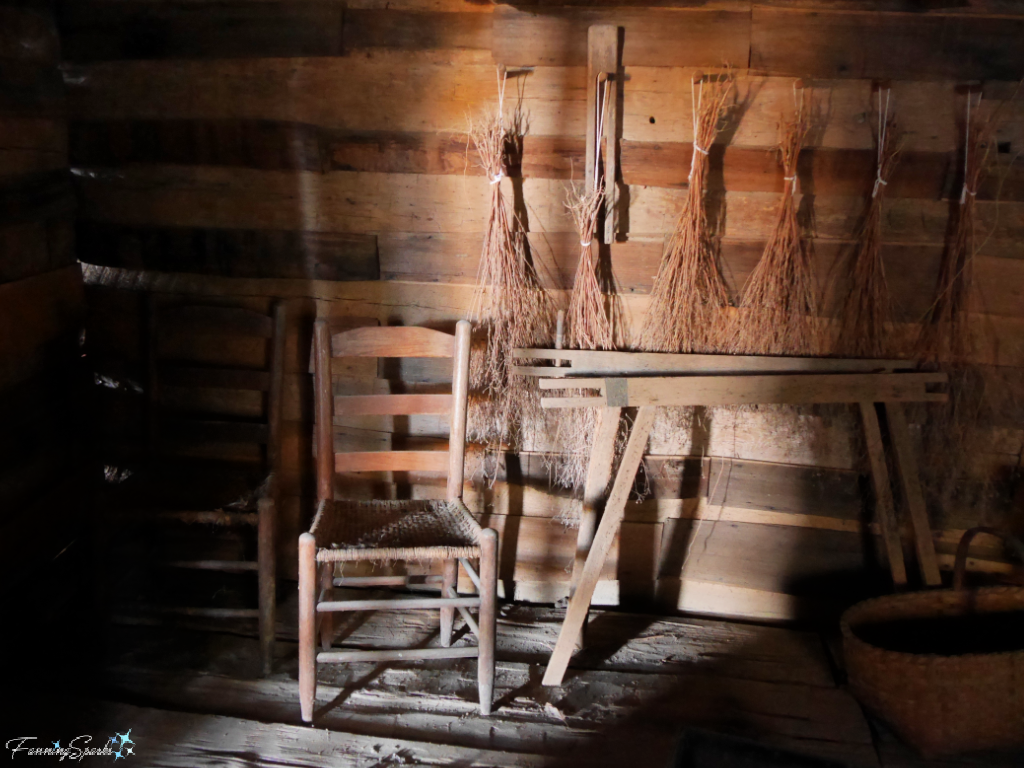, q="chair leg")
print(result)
[477,529,498,716]
[257,497,276,677]
[298,533,317,723]
[319,562,334,651]
[440,559,458,647]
